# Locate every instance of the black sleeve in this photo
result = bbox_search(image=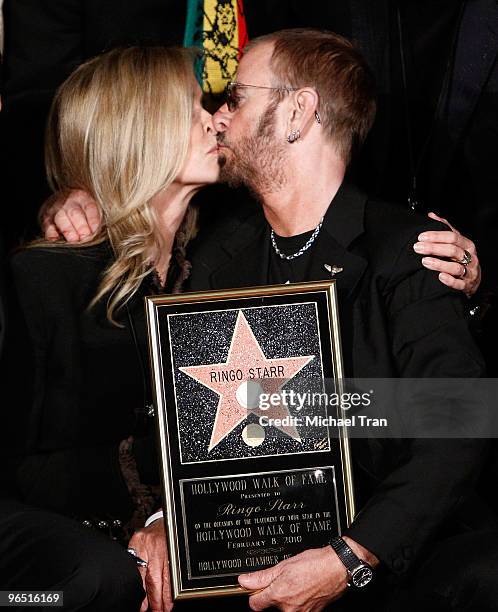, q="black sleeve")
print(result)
[3,250,134,519]
[345,231,487,574]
